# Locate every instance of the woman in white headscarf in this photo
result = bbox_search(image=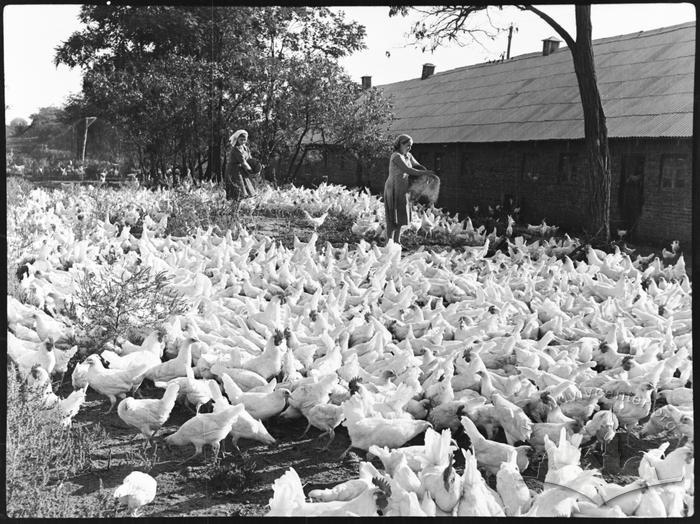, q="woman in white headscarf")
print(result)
[224,129,258,200]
